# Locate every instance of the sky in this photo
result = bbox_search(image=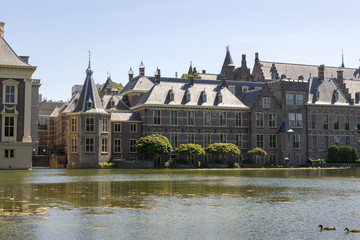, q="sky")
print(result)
[2,0,360,101]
